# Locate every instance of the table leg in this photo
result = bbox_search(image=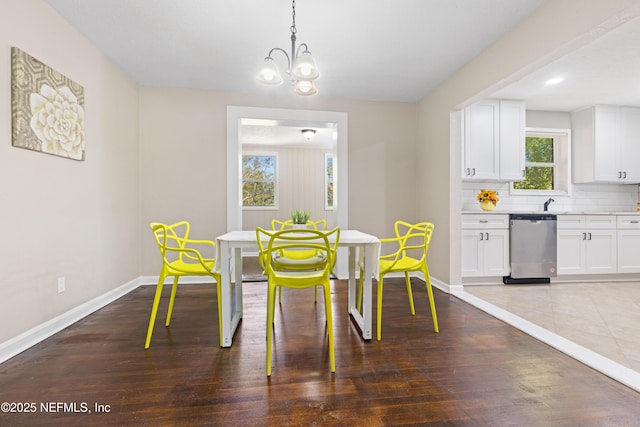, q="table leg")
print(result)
[347,246,356,314]
[219,241,233,347]
[361,244,374,340]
